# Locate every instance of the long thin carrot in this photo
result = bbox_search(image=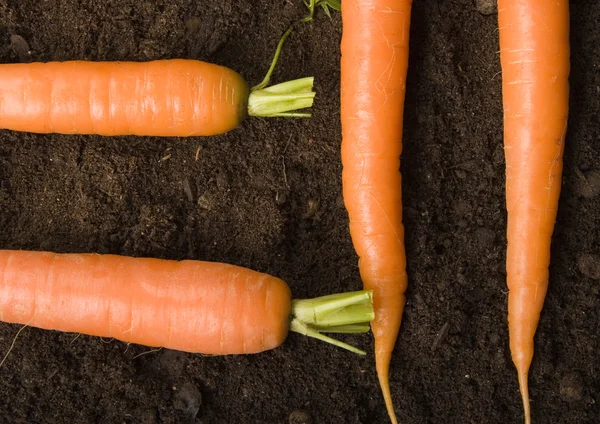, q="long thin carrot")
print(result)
[498,1,570,423]
[0,249,374,356]
[340,1,412,423]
